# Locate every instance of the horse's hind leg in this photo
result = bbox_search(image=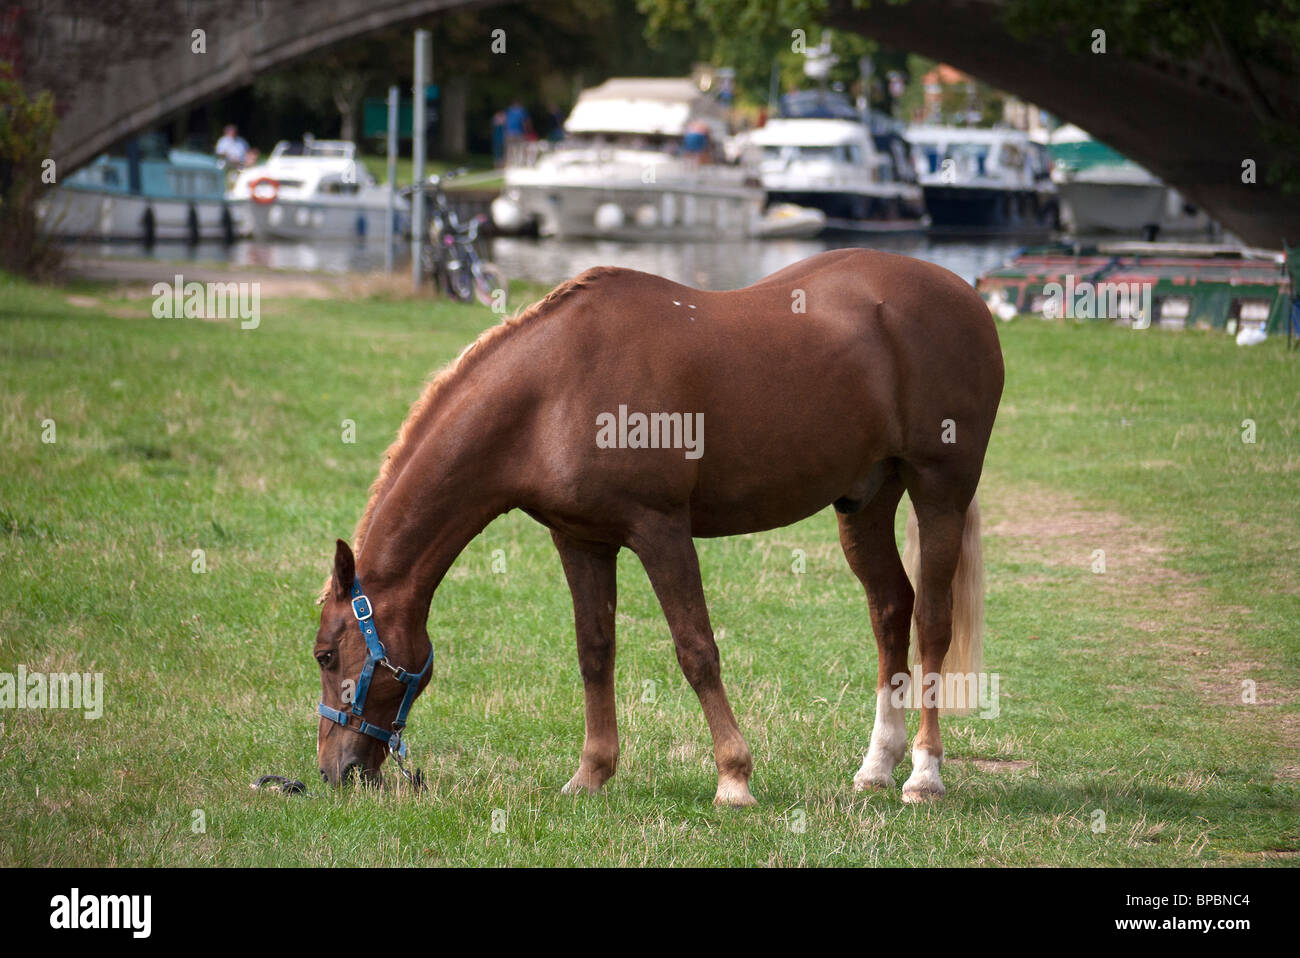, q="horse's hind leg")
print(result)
[632,516,756,807]
[900,477,974,803]
[837,469,913,790]
[552,531,621,795]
